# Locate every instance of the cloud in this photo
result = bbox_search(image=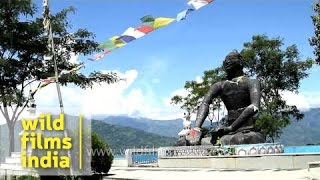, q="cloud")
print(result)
[195,76,203,83]
[282,91,320,111]
[29,69,184,120]
[4,69,318,125]
[69,53,79,64]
